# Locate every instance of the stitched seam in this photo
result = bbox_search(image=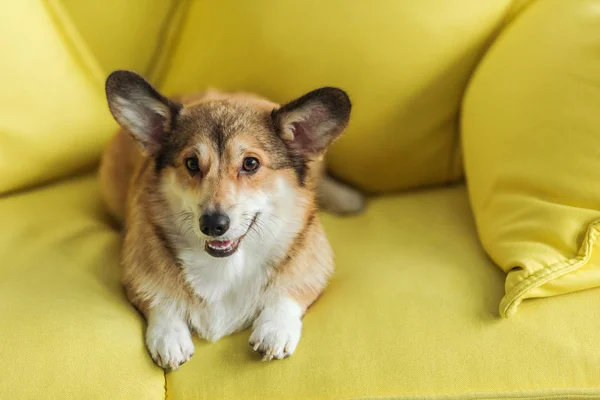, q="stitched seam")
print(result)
[149,0,193,88]
[448,115,462,183]
[345,387,600,400]
[499,218,600,317]
[43,0,105,89]
[144,0,183,81]
[164,370,168,400]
